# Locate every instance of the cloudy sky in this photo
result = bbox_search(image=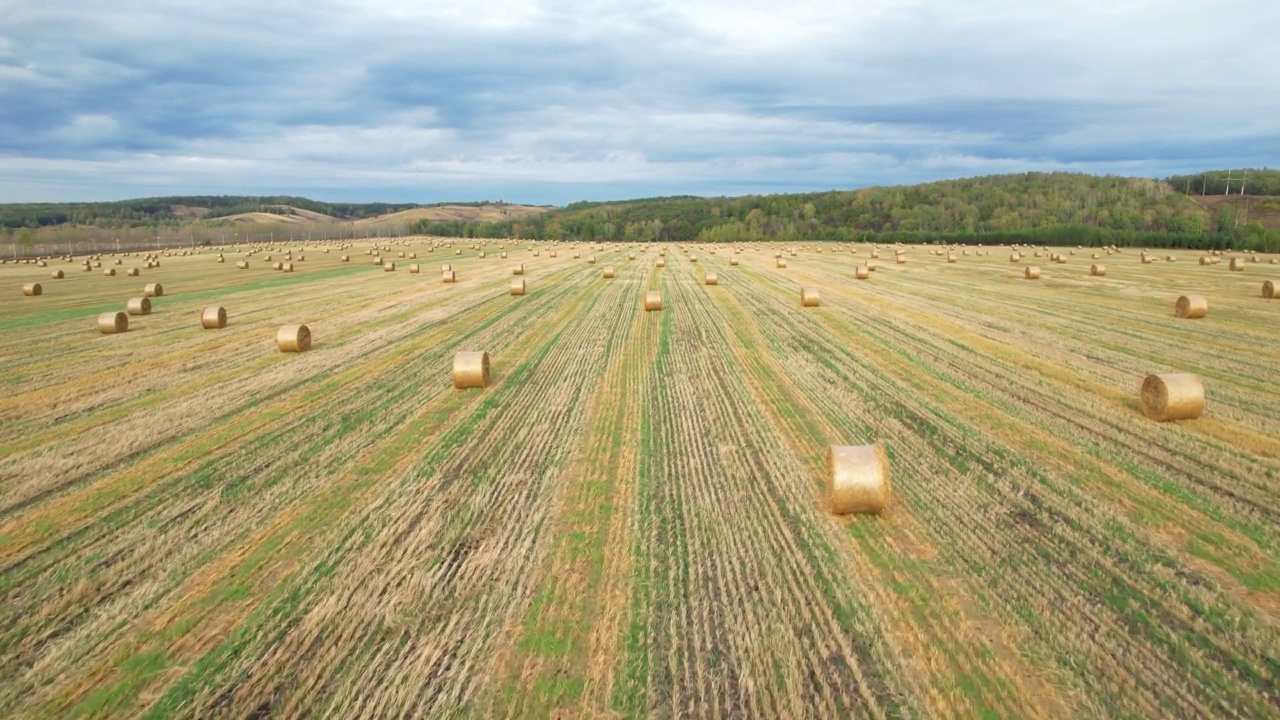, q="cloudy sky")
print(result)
[1,0,1277,205]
